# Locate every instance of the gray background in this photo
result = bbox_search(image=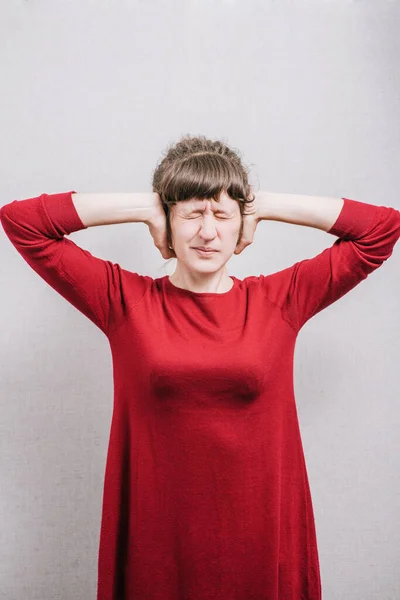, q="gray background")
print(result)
[1,1,399,598]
